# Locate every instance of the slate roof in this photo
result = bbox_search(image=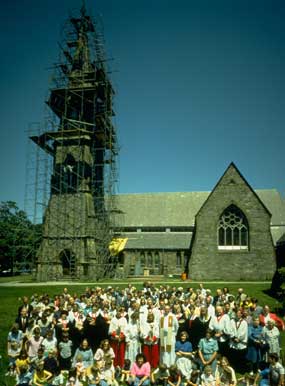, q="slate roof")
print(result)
[115,189,285,249]
[124,232,192,250]
[116,192,209,227]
